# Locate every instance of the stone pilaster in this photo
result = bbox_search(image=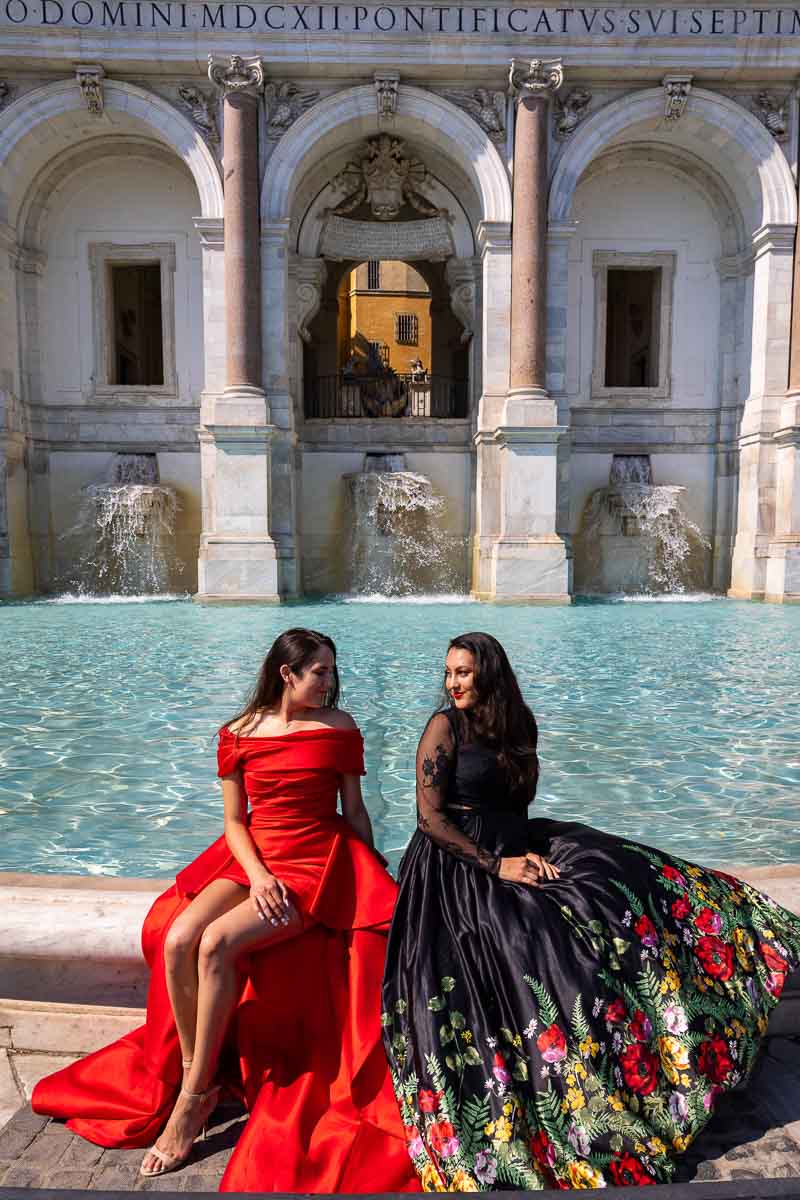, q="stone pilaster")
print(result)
[729,223,795,601]
[765,220,800,602]
[0,221,33,597]
[477,59,570,603]
[198,55,279,601]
